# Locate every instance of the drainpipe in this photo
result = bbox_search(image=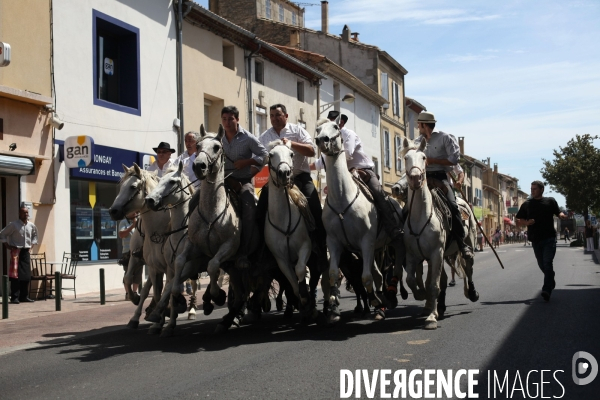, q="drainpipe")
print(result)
[245,43,261,135]
[176,1,193,153]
